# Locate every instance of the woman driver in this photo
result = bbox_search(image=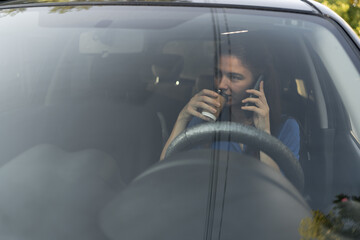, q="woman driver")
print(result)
[160,37,300,171]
